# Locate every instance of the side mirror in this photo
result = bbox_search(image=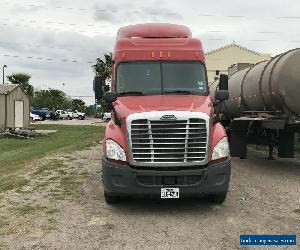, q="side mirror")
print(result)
[103,92,117,103]
[215,90,229,101]
[219,74,228,90]
[94,76,104,100]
